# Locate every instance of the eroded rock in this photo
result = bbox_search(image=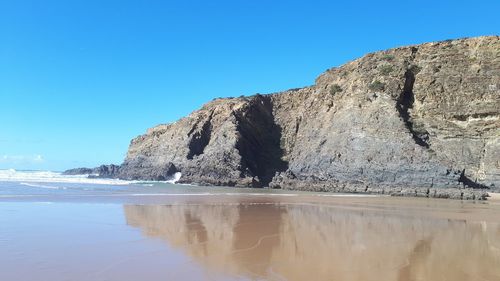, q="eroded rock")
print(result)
[68,36,500,199]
